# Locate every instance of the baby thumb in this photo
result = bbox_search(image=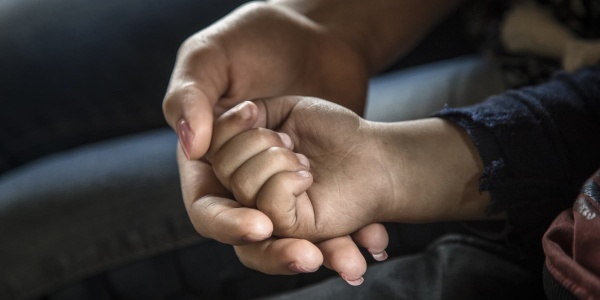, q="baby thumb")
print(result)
[252,96,305,130]
[256,170,314,239]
